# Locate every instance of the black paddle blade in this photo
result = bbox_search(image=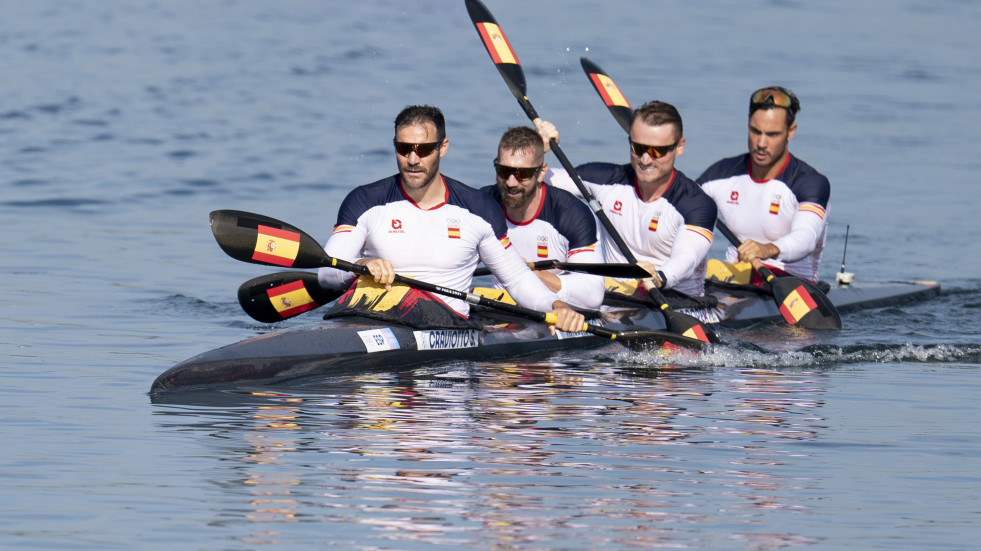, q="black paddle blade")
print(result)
[465,0,529,103]
[615,329,707,353]
[768,276,843,330]
[474,260,652,279]
[209,210,329,269]
[580,57,633,133]
[661,309,722,344]
[237,271,344,323]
